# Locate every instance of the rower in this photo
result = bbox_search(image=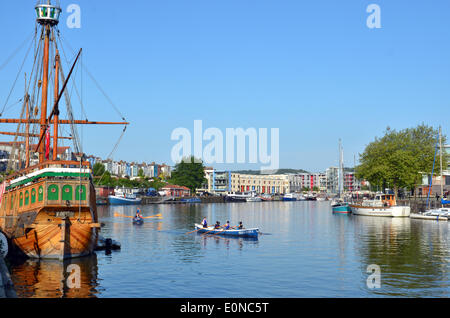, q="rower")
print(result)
[224,221,231,230]
[238,221,243,229]
[214,221,221,229]
[202,217,208,228]
[135,209,142,219]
